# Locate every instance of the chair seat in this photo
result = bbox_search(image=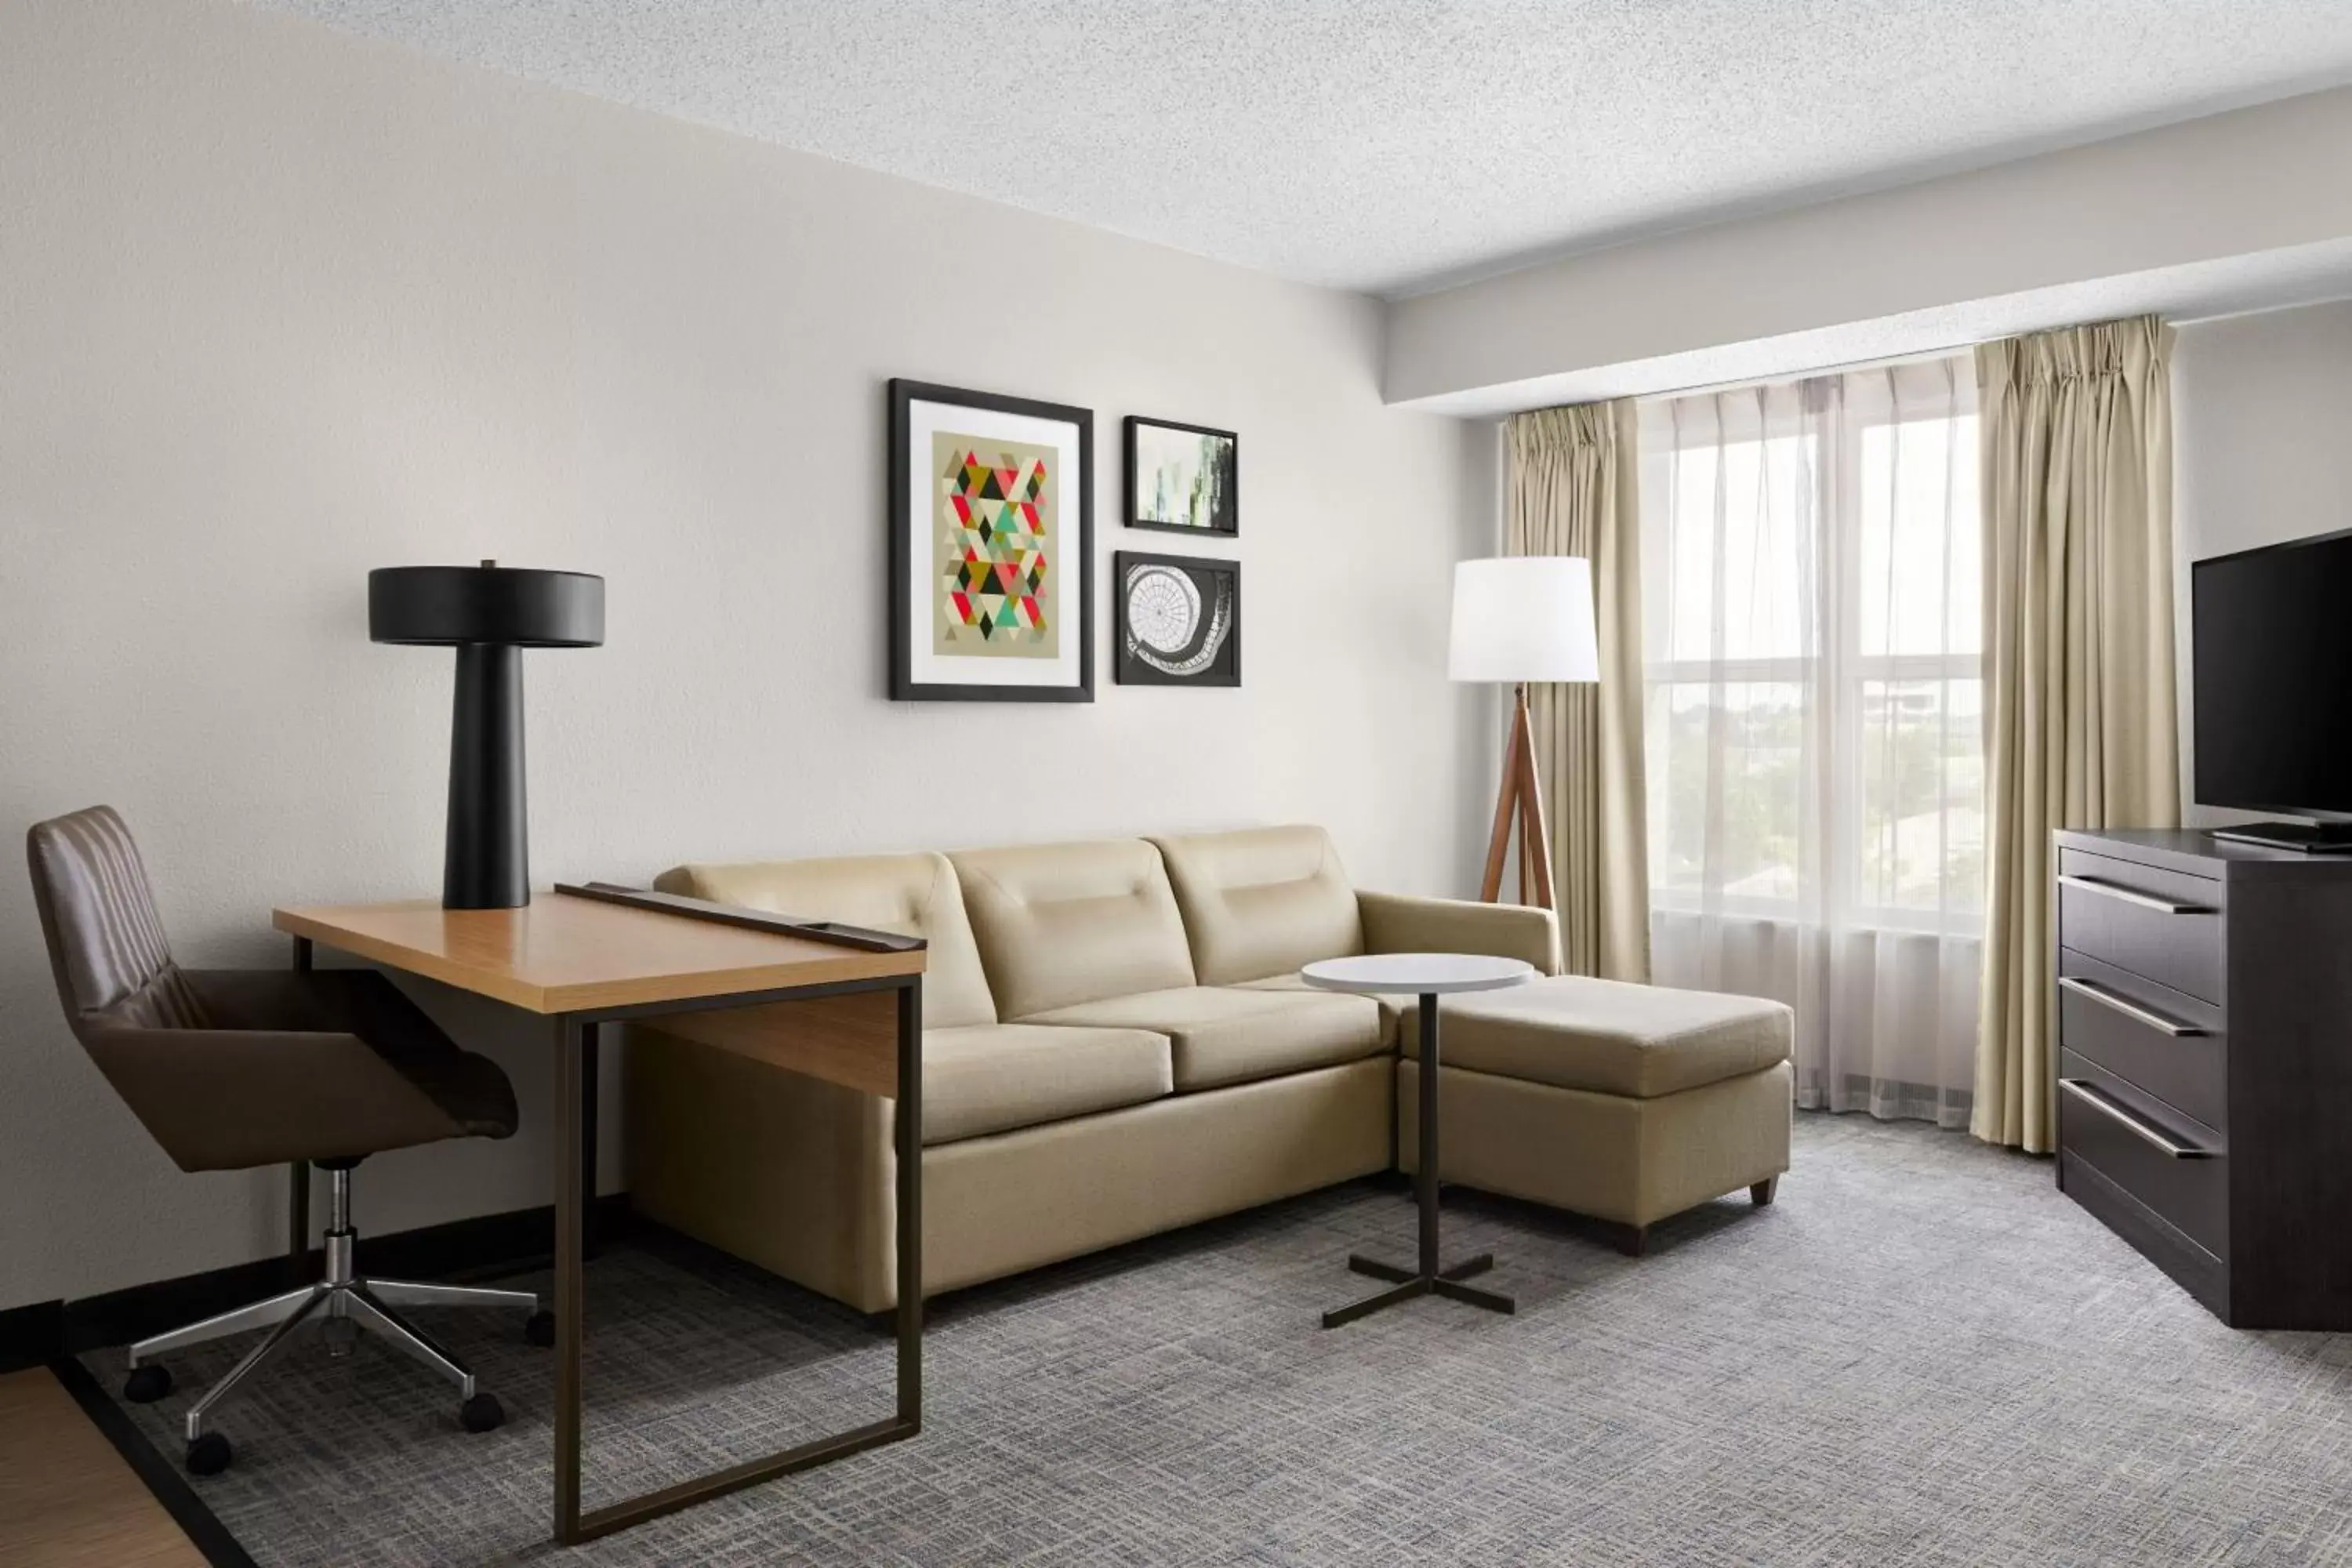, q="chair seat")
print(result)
[188,967,520,1142]
[1025,986,1383,1093]
[923,1024,1171,1145]
[1400,975,1791,1099]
